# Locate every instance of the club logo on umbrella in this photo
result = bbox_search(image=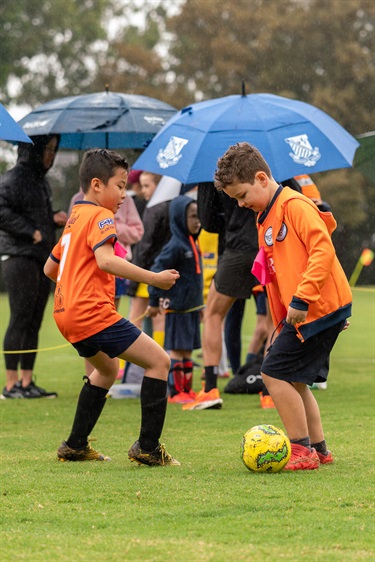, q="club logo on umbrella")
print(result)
[144,116,167,126]
[156,136,189,169]
[285,134,321,167]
